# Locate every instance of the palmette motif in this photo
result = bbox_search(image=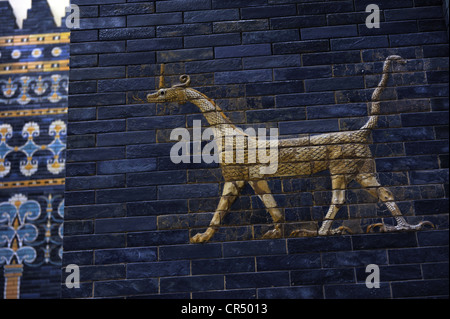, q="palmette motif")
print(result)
[146,56,434,243]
